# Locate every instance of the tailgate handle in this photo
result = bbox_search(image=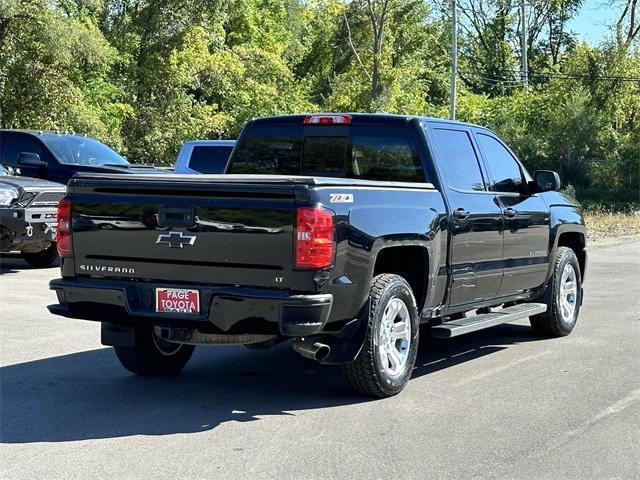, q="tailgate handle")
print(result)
[157,206,195,227]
